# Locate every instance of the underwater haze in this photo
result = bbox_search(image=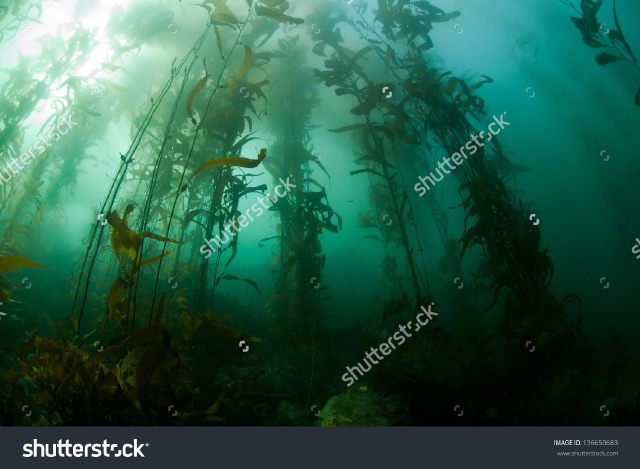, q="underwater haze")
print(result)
[0,0,639,426]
